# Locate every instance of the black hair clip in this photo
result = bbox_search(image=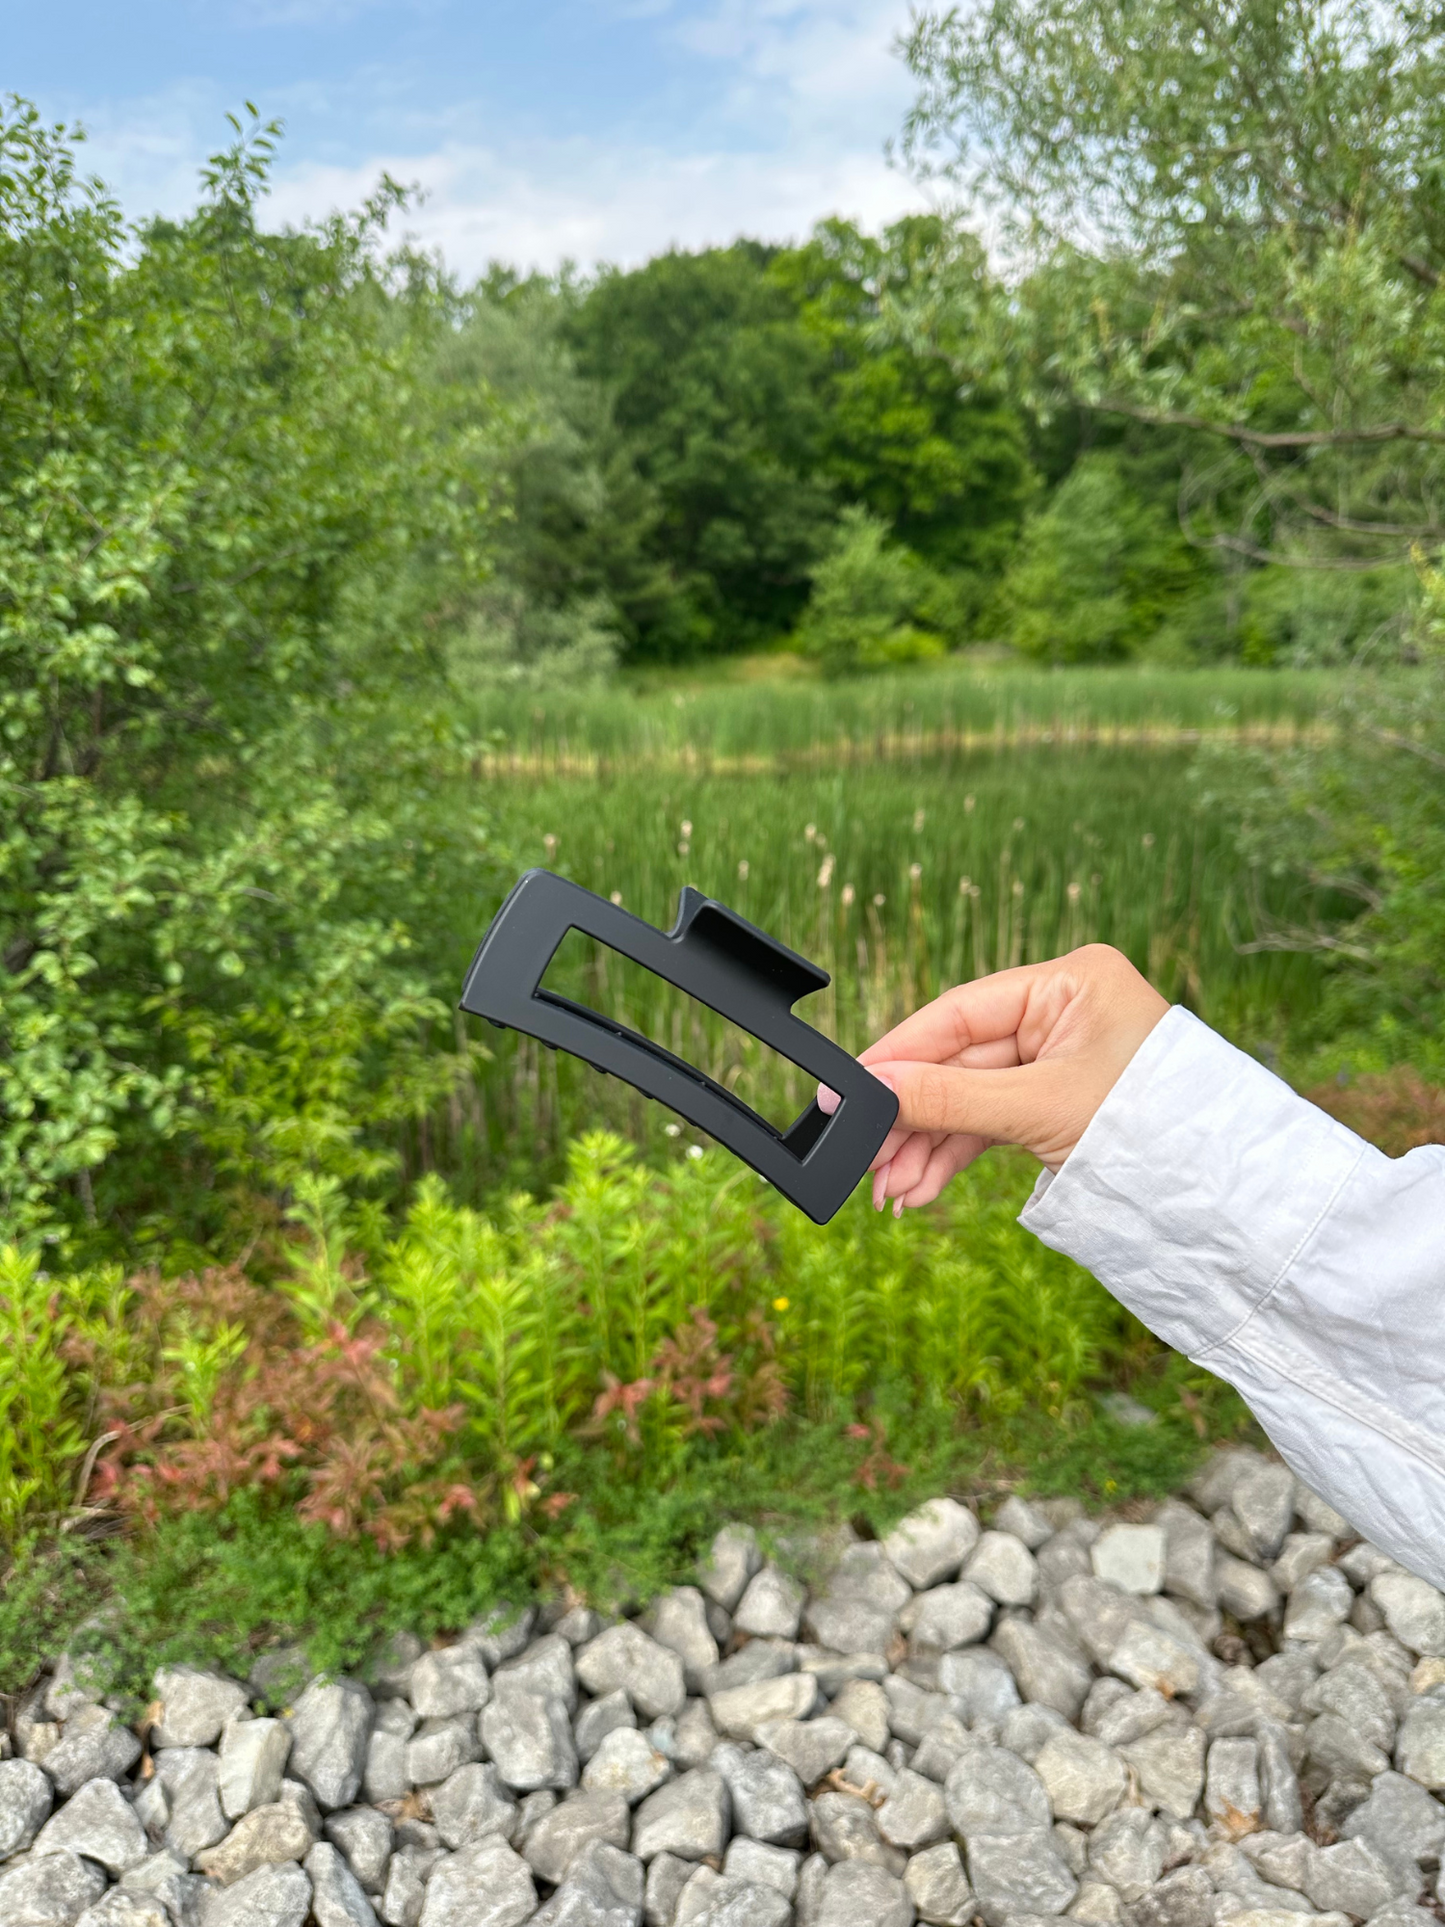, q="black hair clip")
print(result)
[459,869,898,1223]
